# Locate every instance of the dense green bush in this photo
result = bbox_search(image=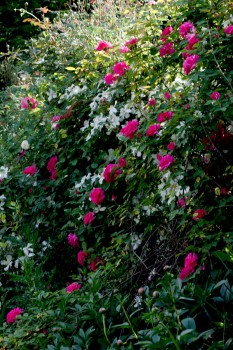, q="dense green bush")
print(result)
[0,0,233,348]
